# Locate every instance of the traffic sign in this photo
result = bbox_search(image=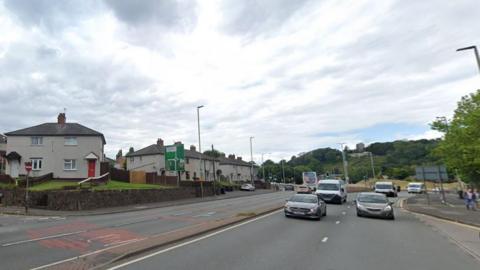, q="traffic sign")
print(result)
[165,144,185,172]
[25,162,32,172]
